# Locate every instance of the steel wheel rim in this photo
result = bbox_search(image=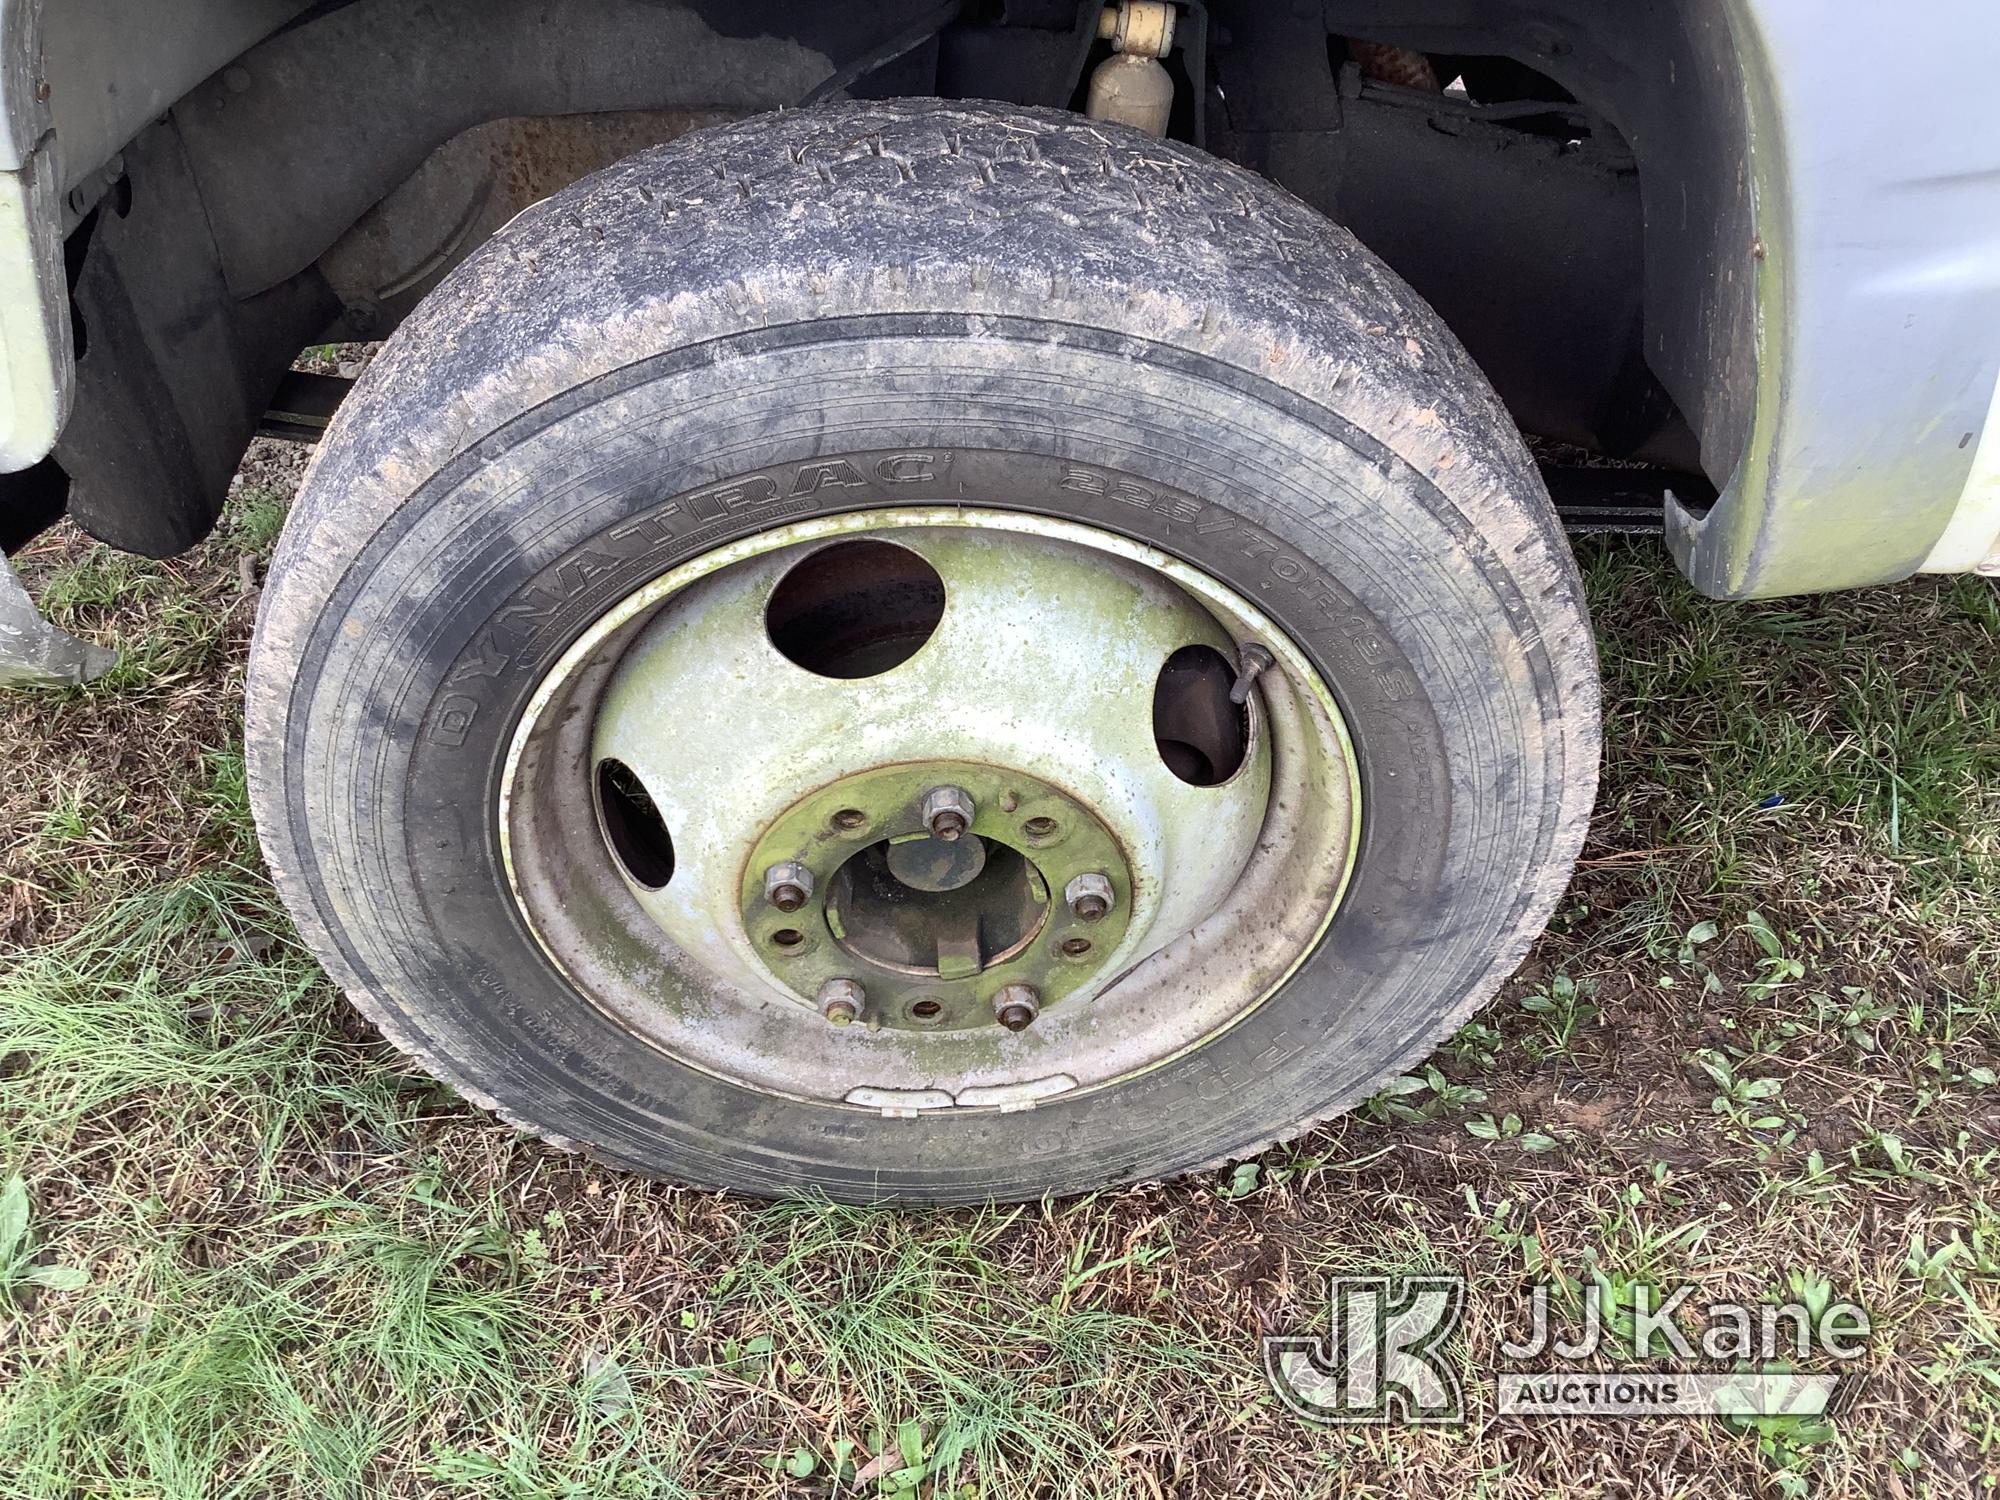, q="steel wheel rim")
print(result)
[499,507,1361,1112]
